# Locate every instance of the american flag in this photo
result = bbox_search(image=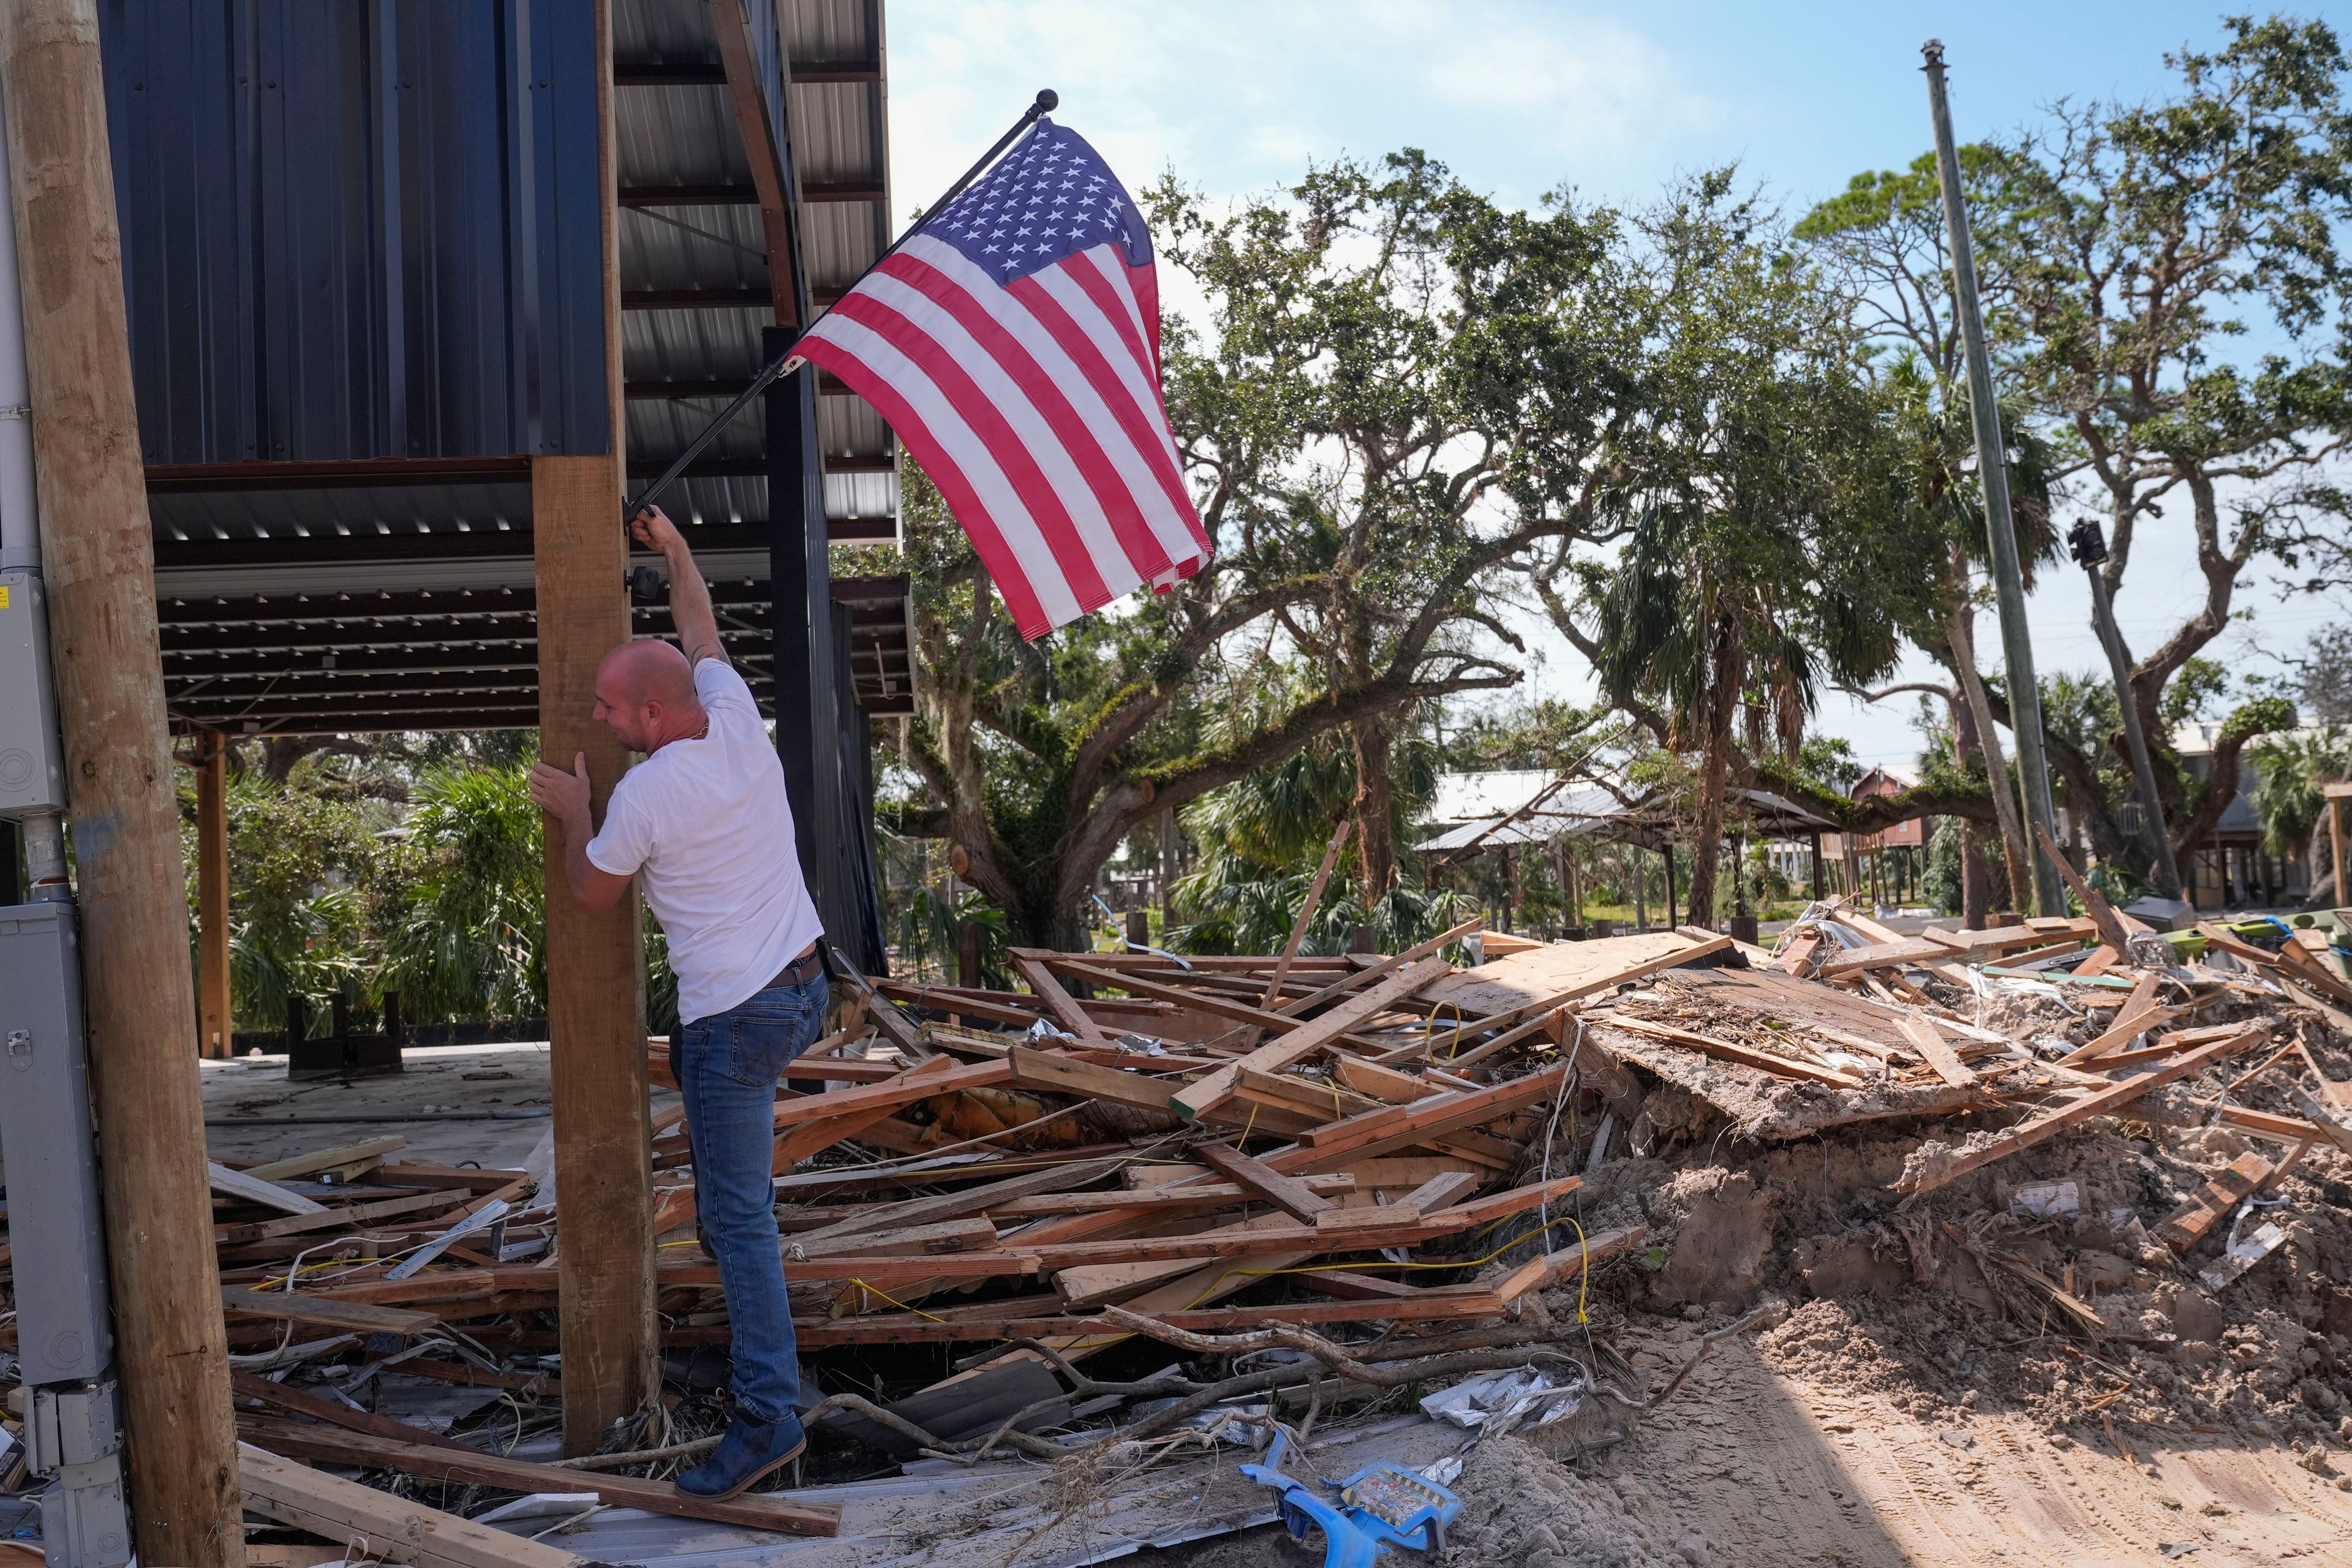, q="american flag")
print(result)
[794,119,1210,639]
